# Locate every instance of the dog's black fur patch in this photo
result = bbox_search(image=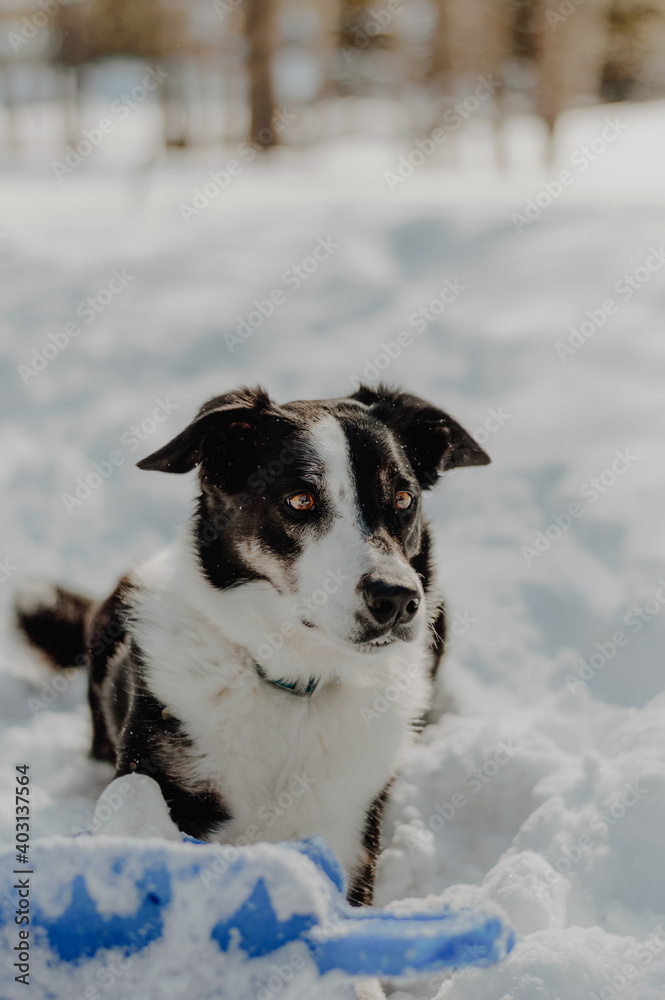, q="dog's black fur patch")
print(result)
[348,781,393,906]
[16,584,93,671]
